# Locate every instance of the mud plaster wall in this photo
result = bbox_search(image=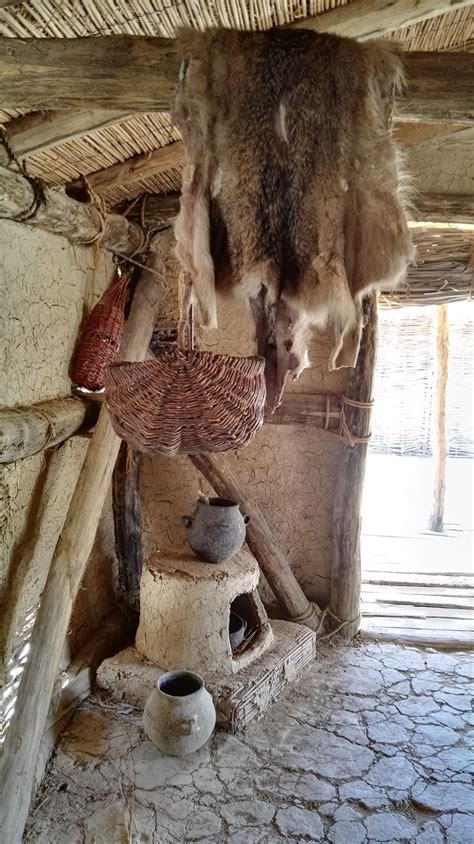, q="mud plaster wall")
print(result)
[140,230,348,608]
[0,221,116,679]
